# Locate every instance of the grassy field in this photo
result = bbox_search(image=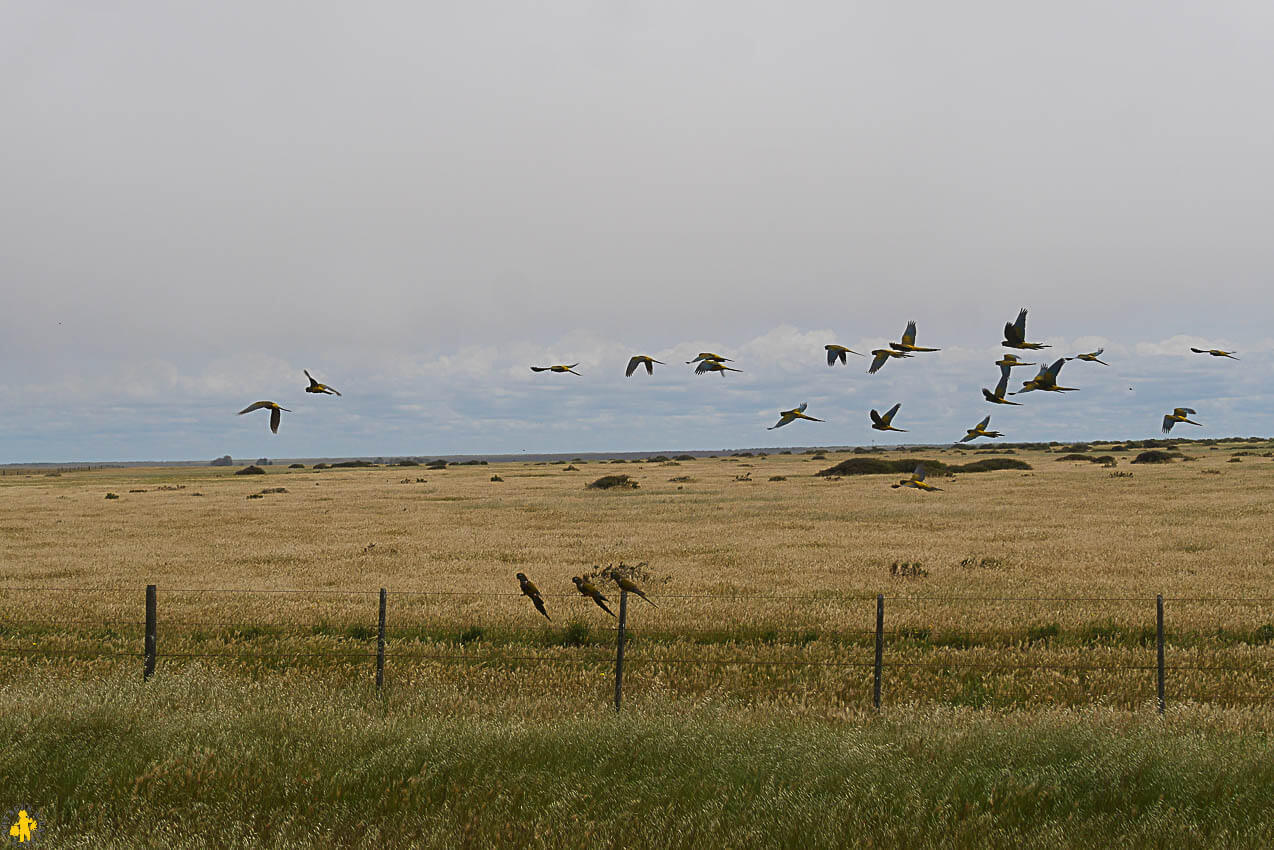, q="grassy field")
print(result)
[3,440,1274,845]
